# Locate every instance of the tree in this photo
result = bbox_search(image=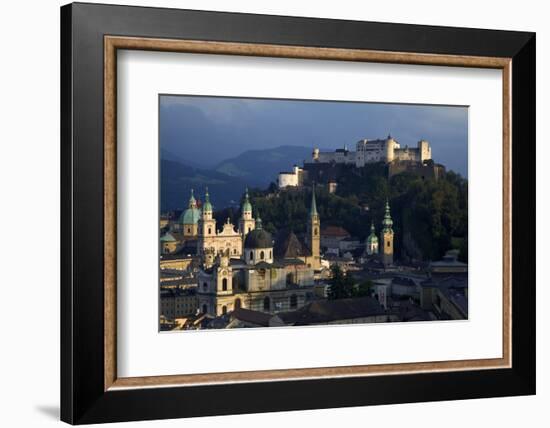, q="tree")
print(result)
[353,280,374,298]
[327,265,355,300]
